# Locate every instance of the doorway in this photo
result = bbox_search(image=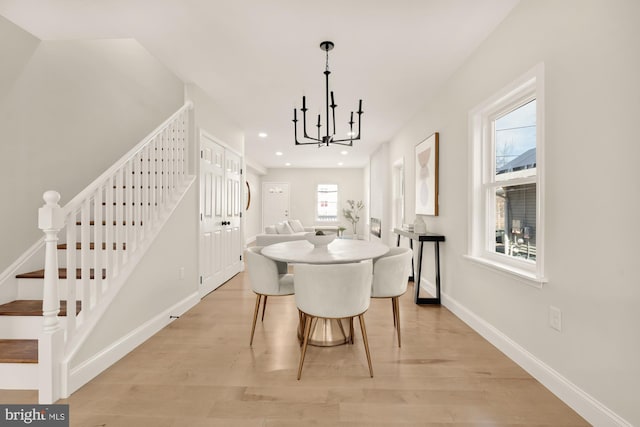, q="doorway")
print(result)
[262,182,290,229]
[199,131,243,297]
